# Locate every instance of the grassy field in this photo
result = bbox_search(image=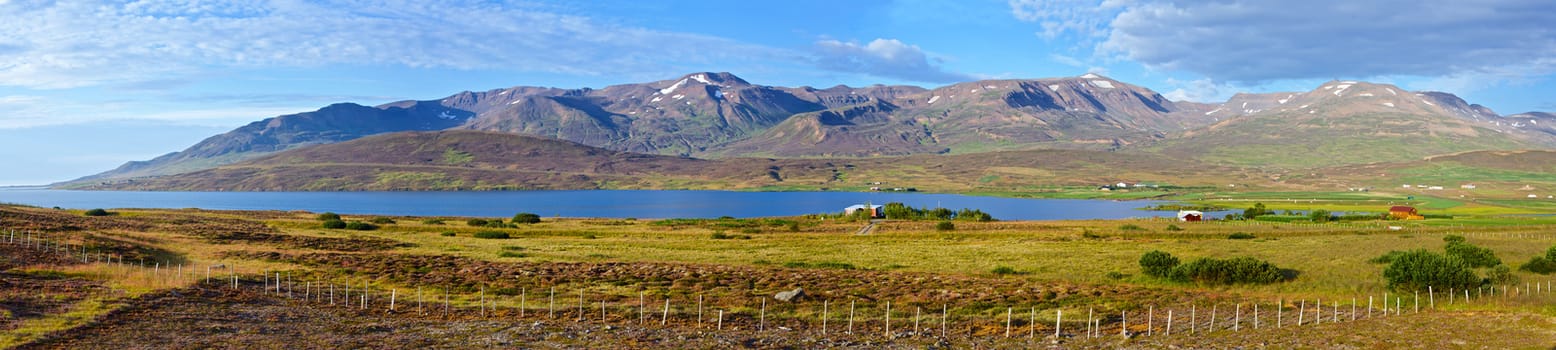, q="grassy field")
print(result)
[6,205,1556,347]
